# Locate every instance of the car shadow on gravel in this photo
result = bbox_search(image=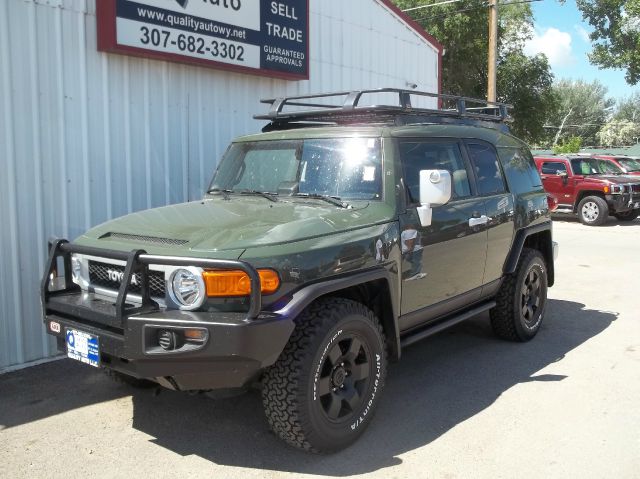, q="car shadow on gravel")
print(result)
[0,300,616,474]
[0,359,130,430]
[122,298,616,475]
